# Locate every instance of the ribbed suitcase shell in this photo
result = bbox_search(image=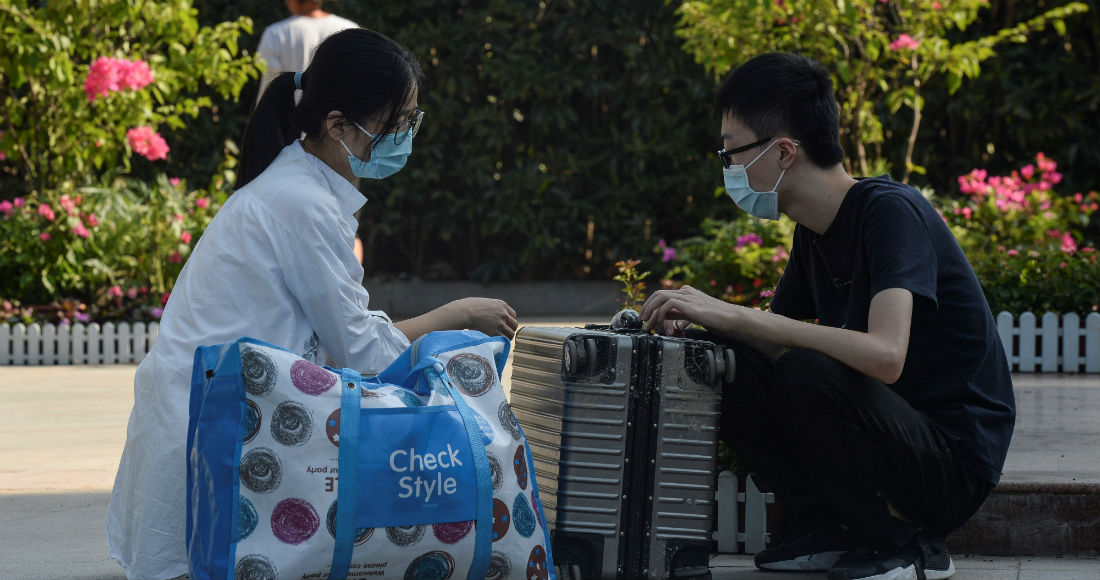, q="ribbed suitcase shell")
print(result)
[509,325,726,579]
